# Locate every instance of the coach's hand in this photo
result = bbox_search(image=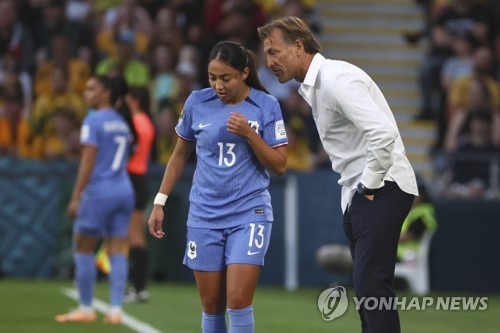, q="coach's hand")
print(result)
[148,205,166,239]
